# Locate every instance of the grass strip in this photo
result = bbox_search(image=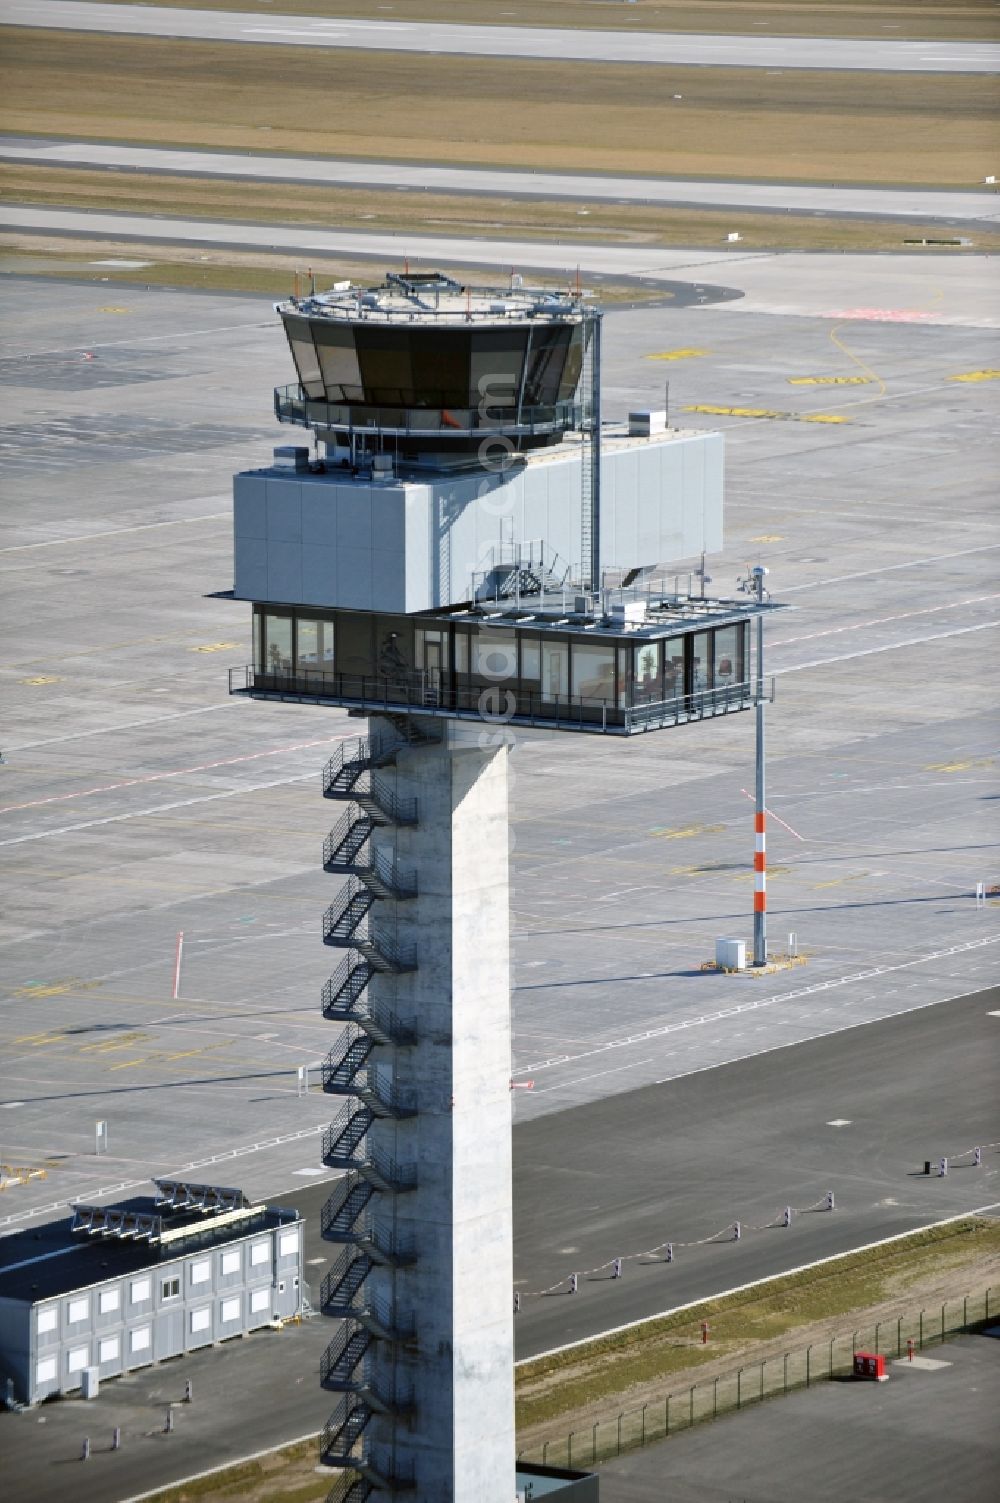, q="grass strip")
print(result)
[83,0,1000,45]
[0,241,670,304]
[127,1437,327,1503]
[515,1215,1000,1430]
[1,31,995,186]
[2,166,994,256]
